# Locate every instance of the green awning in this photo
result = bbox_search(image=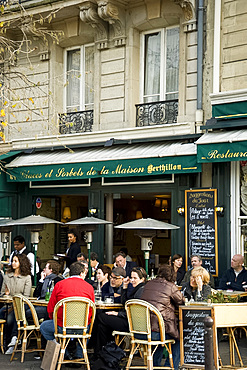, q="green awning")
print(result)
[196,130,247,163]
[212,101,247,120]
[0,150,22,161]
[6,142,201,182]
